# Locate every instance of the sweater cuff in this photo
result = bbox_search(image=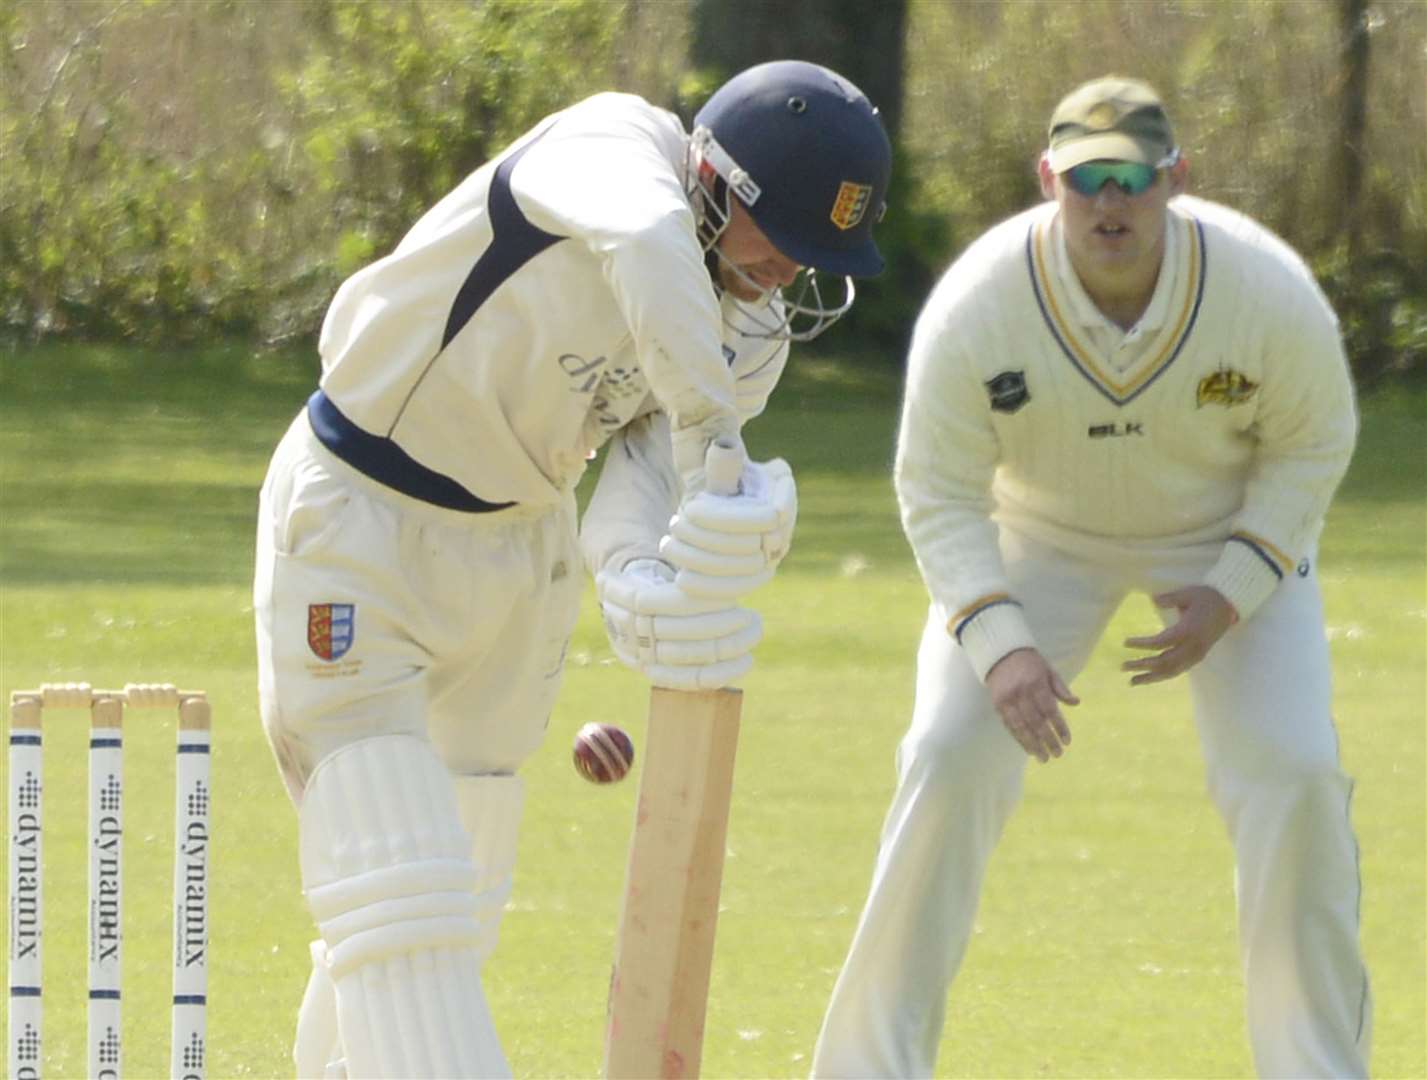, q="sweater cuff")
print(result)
[947,595,1038,683]
[1202,532,1292,622]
